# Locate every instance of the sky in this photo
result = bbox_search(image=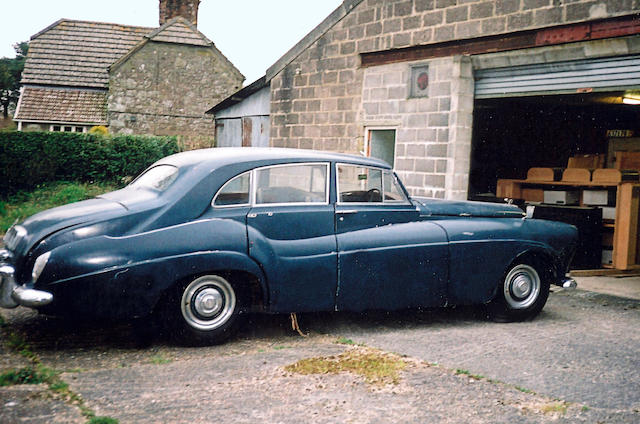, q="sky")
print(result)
[0,0,343,84]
